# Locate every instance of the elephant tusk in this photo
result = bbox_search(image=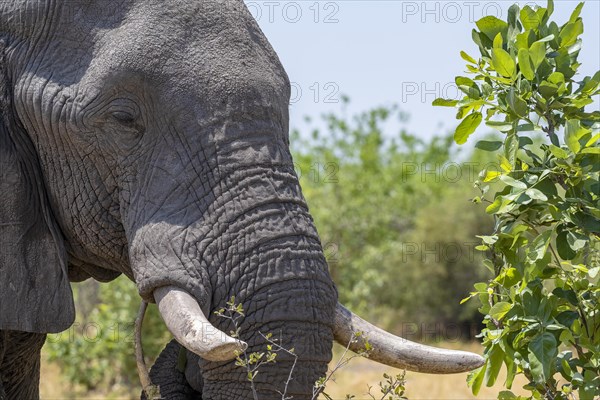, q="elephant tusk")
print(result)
[333,303,484,374]
[154,286,247,362]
